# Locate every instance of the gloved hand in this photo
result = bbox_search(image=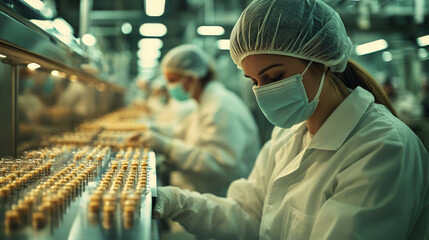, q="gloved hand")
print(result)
[140,130,173,154]
[152,186,181,219]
